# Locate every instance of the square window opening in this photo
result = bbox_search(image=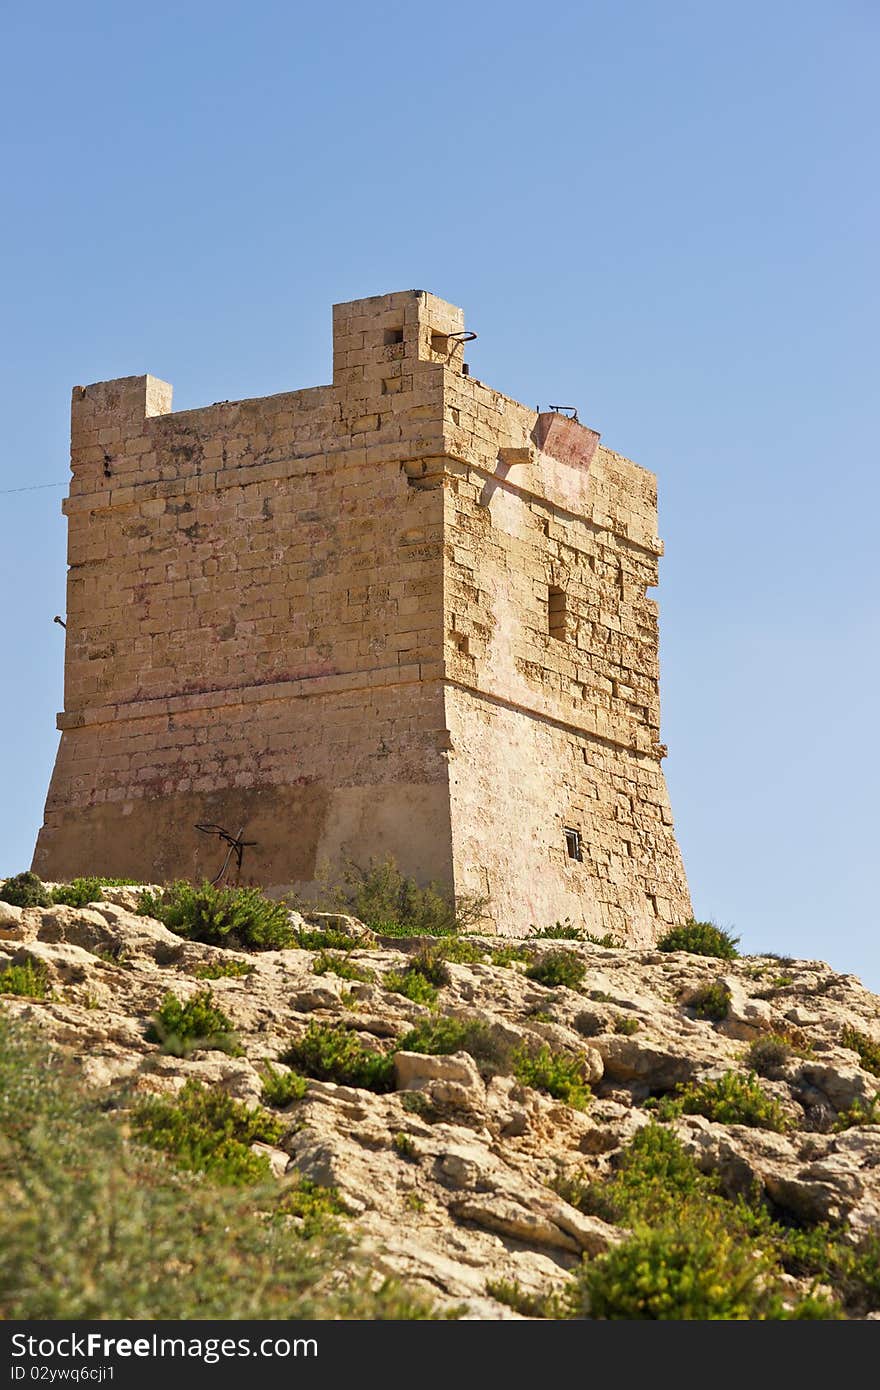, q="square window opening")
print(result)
[564,827,582,862]
[383,326,405,345]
